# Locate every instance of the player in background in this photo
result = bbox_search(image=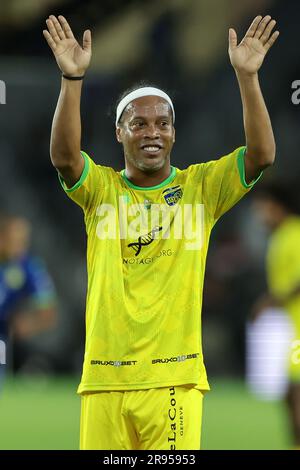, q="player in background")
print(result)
[253,184,300,448]
[43,15,278,449]
[0,214,57,387]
